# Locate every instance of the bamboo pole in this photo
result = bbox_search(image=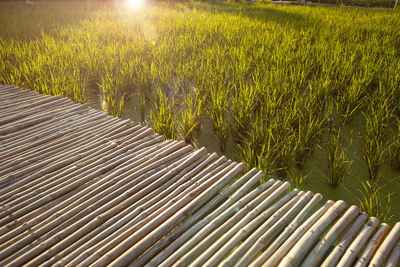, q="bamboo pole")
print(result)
[321,212,369,267]
[189,185,295,267]
[149,176,273,267]
[274,200,347,267]
[232,191,314,267]
[98,163,246,267]
[336,217,380,267]
[354,223,390,267]
[369,222,400,267]
[249,193,323,267]
[301,205,360,267]
[262,200,335,267]
[386,239,400,267]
